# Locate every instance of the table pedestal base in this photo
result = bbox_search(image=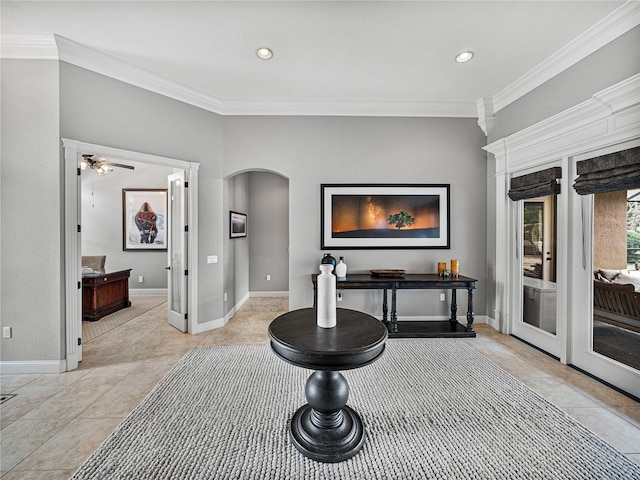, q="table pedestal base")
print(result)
[289,371,365,463]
